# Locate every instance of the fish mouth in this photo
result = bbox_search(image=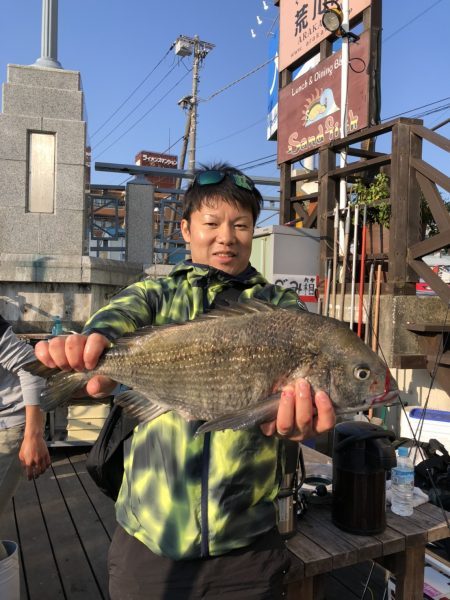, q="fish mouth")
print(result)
[368,389,400,406]
[334,390,400,416]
